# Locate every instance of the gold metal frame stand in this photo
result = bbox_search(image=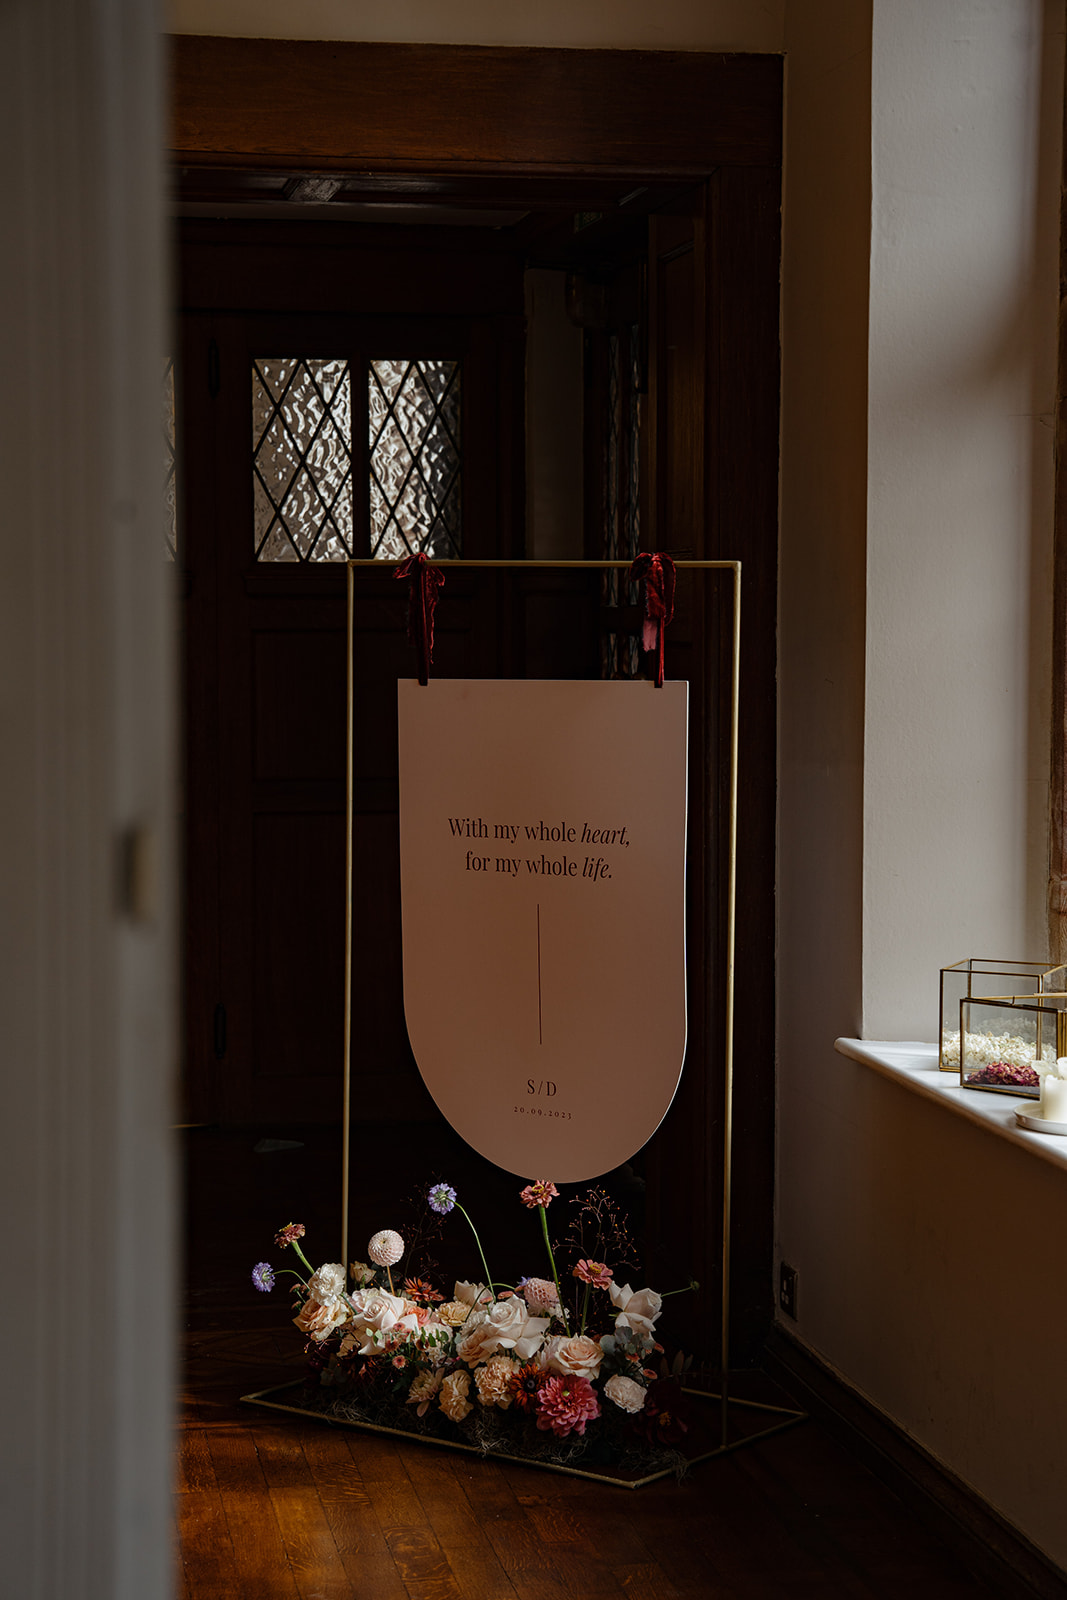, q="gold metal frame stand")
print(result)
[337,556,806,1459]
